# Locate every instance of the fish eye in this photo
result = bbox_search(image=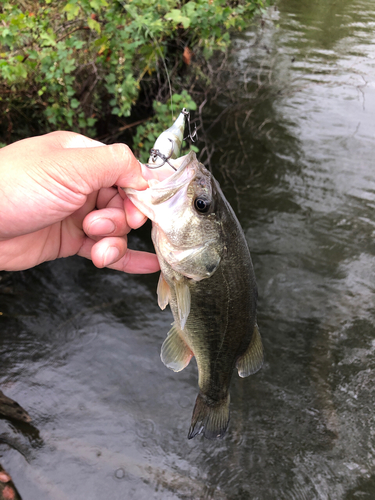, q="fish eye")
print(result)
[194,197,211,214]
